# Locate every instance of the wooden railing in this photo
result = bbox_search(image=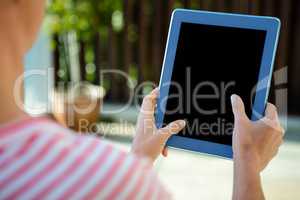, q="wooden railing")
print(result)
[53,0,300,115]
